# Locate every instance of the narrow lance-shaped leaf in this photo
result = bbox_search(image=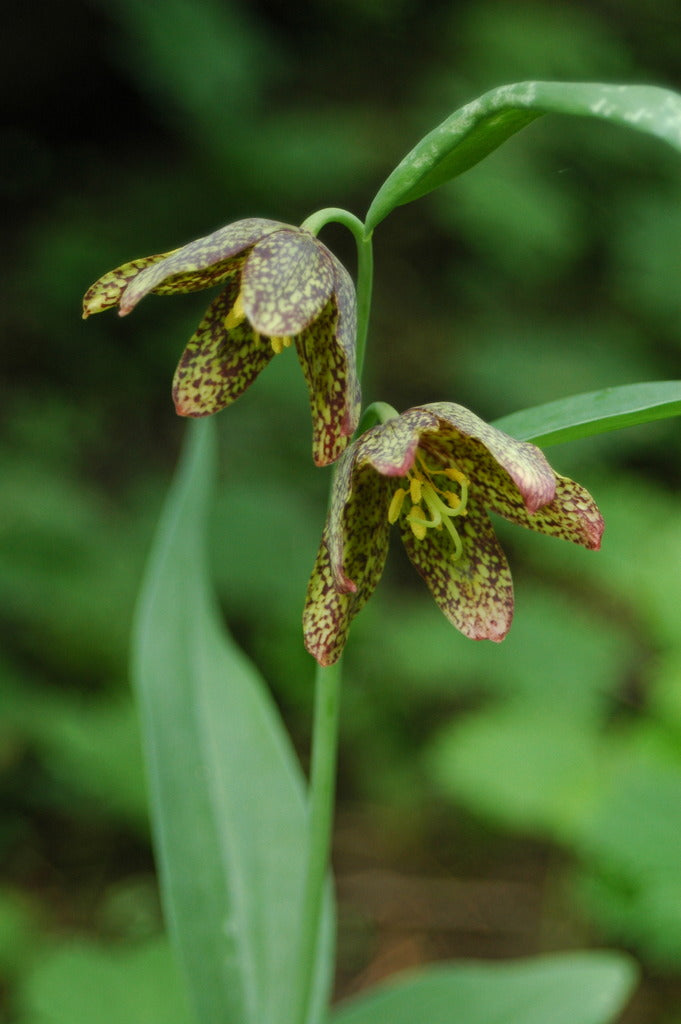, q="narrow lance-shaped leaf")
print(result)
[366,81,681,230]
[131,418,334,1024]
[331,952,638,1024]
[491,380,681,447]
